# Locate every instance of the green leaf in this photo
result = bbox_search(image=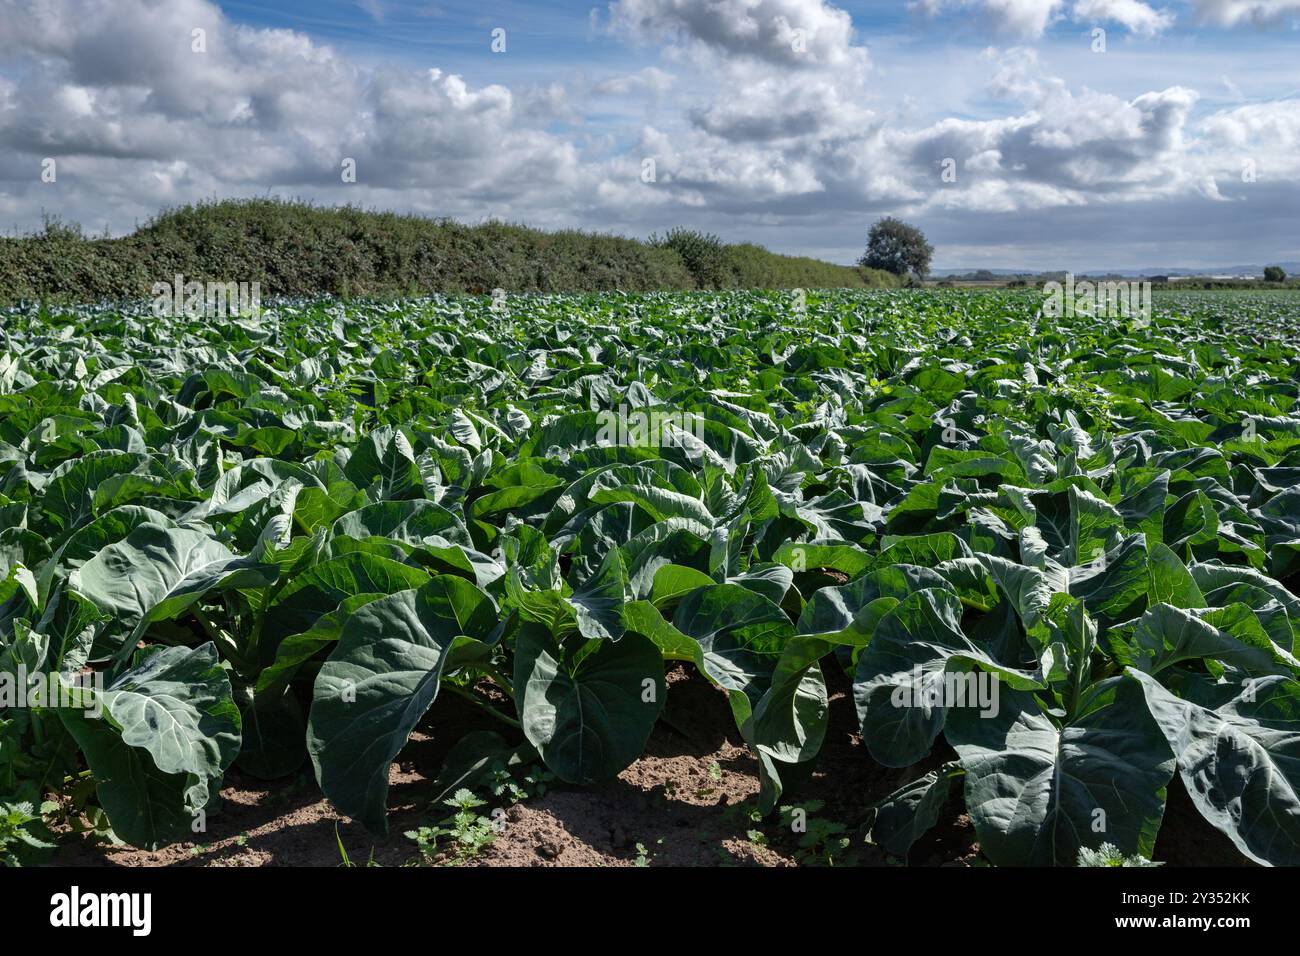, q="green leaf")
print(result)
[58,643,241,849]
[749,636,829,764]
[866,762,963,859]
[670,583,794,708]
[256,592,385,695]
[1111,603,1298,678]
[648,563,715,608]
[1147,542,1206,609]
[344,425,422,500]
[1130,669,1300,866]
[515,626,664,784]
[70,524,277,659]
[947,675,1175,866]
[1068,534,1150,627]
[854,588,1042,767]
[261,552,431,661]
[307,577,498,834]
